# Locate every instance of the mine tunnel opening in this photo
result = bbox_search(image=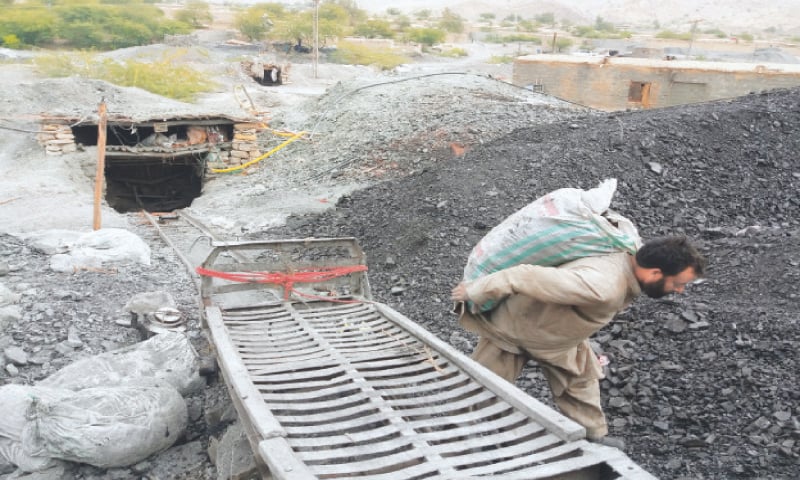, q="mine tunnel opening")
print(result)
[104,155,205,212]
[70,120,235,213]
